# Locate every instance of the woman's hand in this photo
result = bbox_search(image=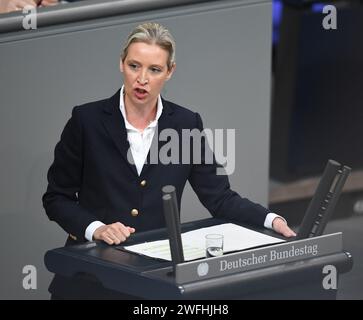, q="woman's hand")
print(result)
[39,0,59,7]
[272,217,296,238]
[0,0,39,13]
[93,222,136,245]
